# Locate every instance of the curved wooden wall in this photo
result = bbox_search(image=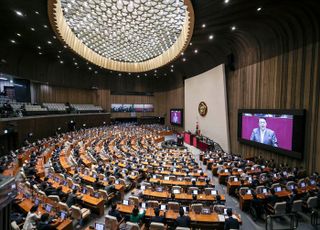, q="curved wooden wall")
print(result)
[226,1,320,173]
